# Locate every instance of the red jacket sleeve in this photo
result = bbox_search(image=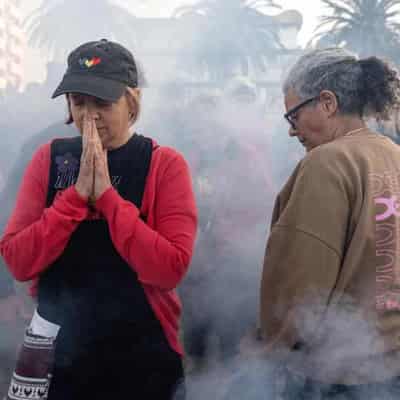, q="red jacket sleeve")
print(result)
[0,143,89,281]
[95,151,197,290]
